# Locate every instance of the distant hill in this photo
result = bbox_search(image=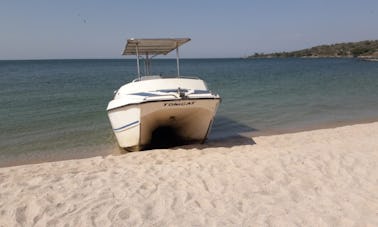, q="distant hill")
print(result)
[249,40,378,60]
